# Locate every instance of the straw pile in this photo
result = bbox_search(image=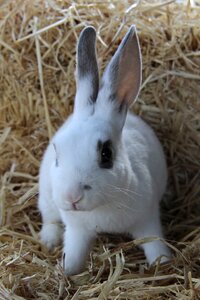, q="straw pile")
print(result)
[0,0,200,299]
